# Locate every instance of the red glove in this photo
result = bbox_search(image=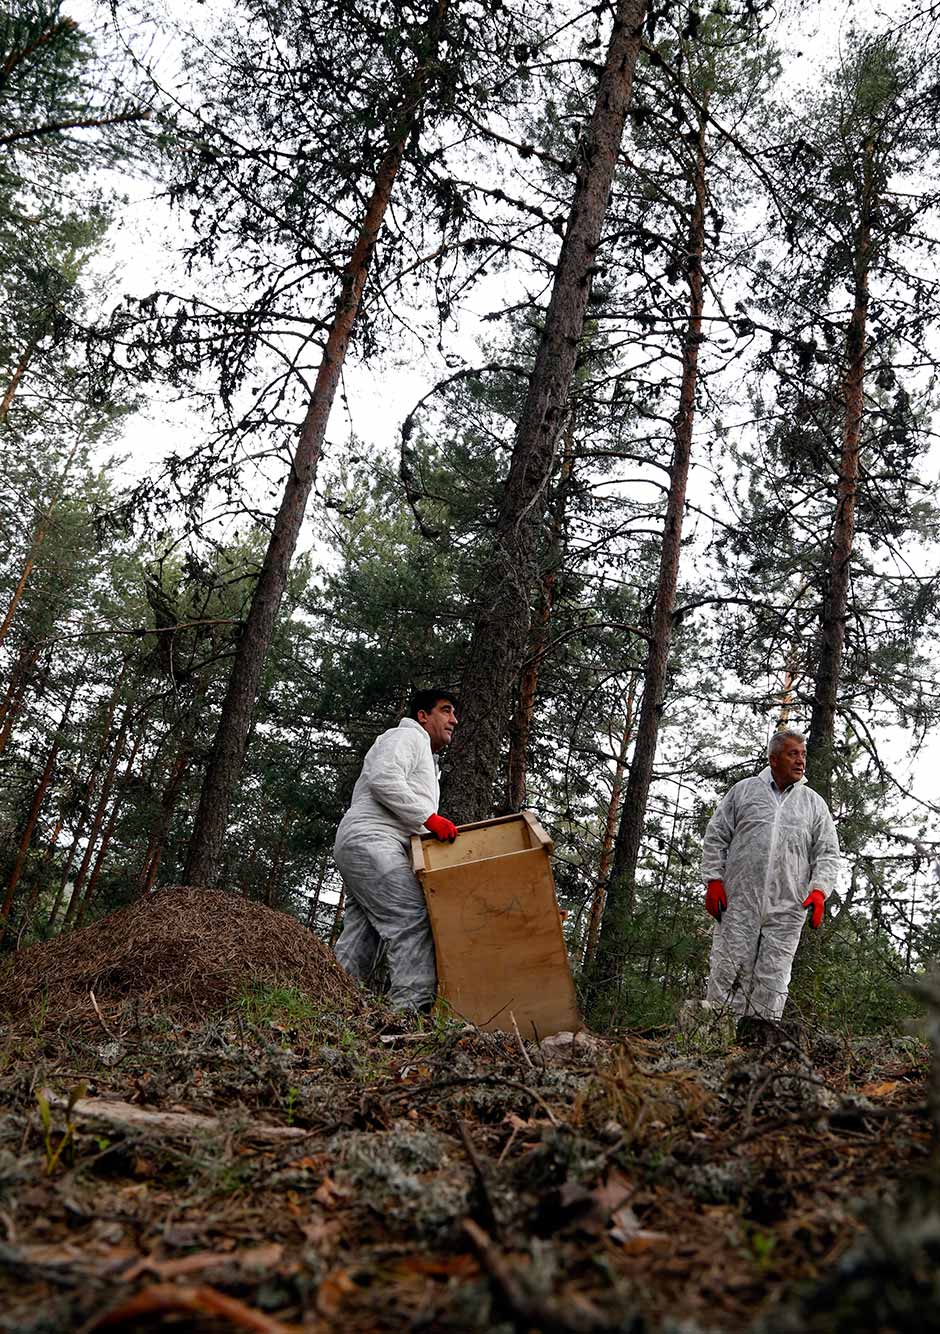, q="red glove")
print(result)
[425,813,458,842]
[705,879,727,921]
[802,889,825,928]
